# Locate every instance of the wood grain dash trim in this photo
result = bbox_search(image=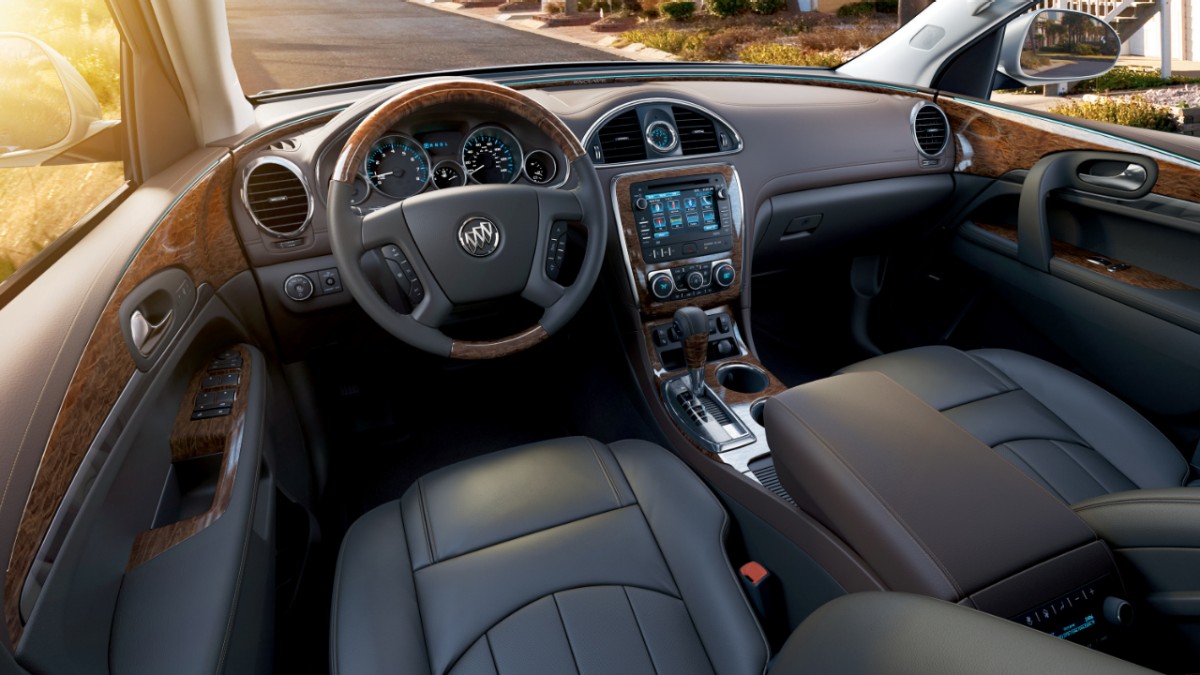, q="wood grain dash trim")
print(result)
[126,347,251,570]
[613,165,742,317]
[974,222,1194,291]
[4,155,249,643]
